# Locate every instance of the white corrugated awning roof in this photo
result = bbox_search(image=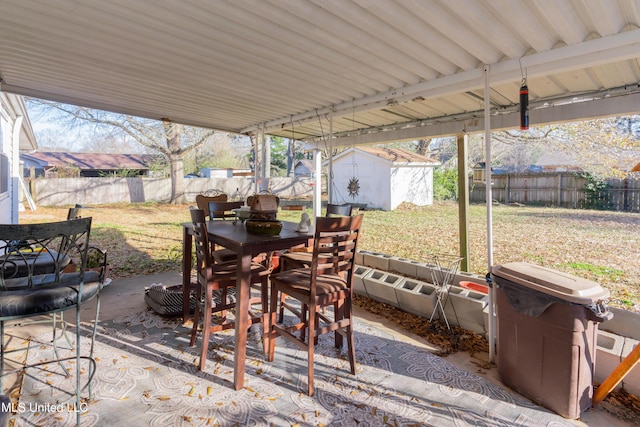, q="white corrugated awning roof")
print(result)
[1,0,639,148]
